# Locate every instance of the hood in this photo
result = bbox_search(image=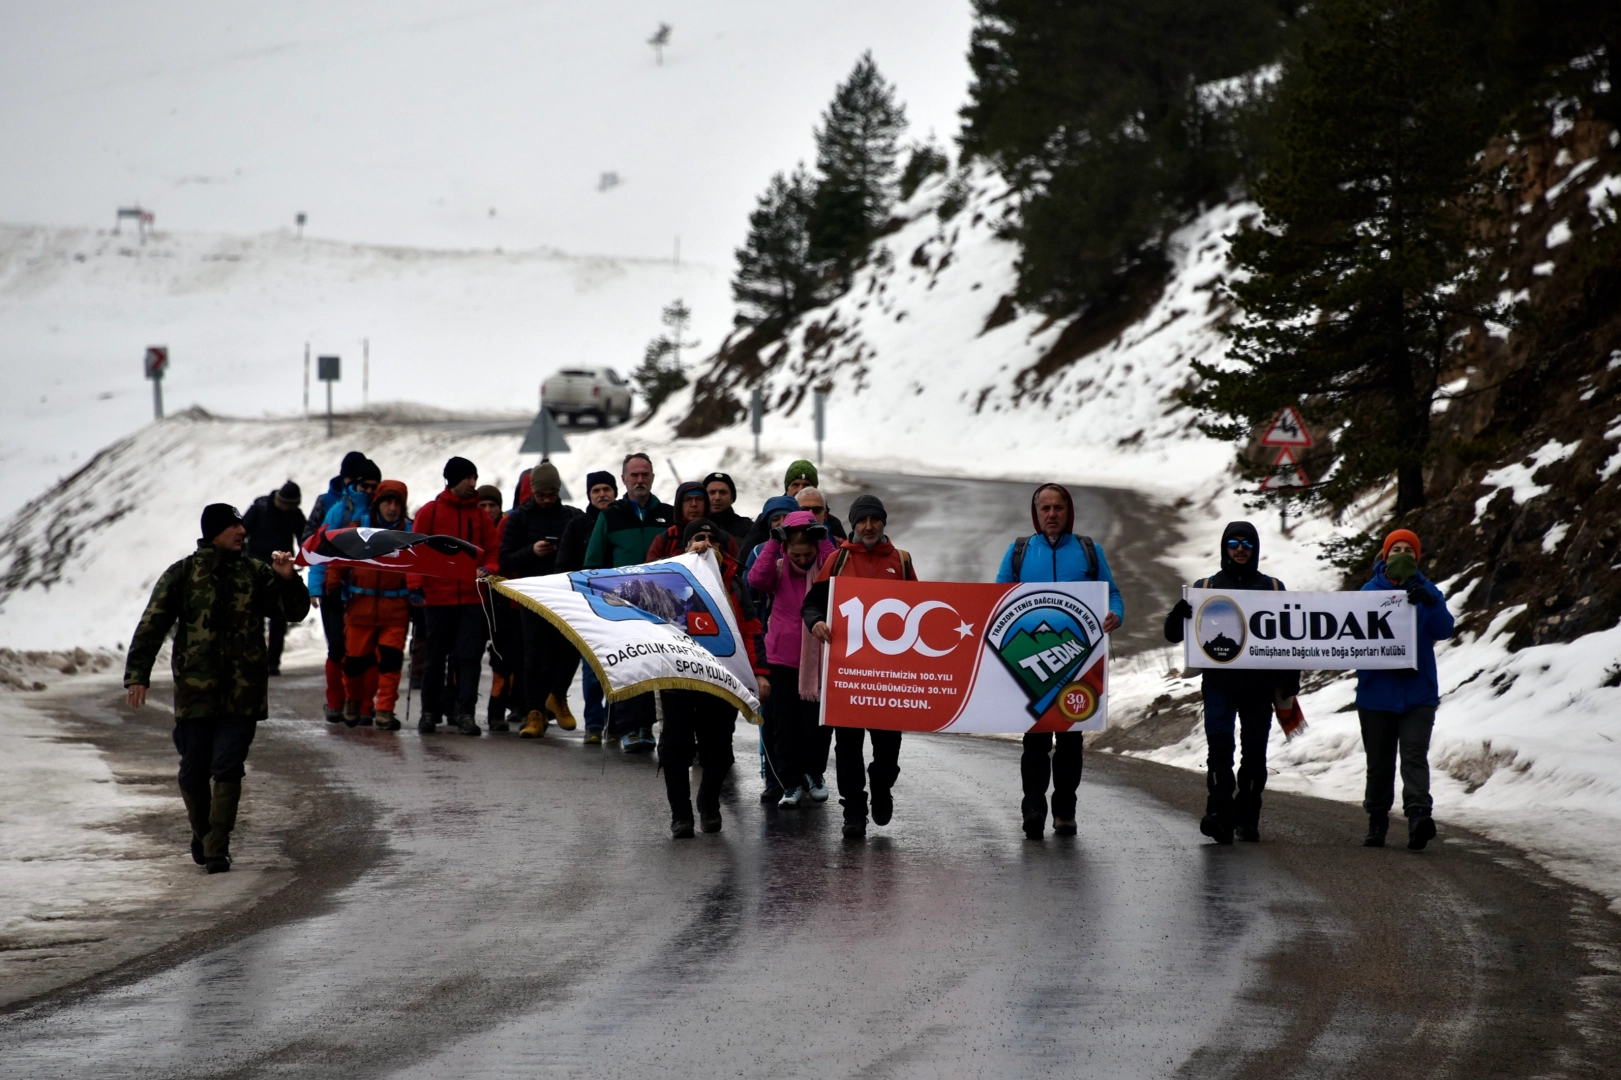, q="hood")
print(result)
[436,487,481,508]
[759,495,800,525]
[1029,483,1075,537]
[373,480,409,525]
[1219,520,1262,581]
[674,480,709,522]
